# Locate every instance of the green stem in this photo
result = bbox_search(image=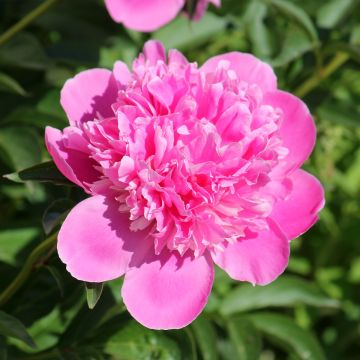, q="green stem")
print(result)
[294,52,349,98]
[0,0,60,47]
[0,233,57,307]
